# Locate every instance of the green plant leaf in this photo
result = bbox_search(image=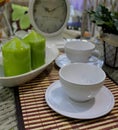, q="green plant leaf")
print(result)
[19,14,31,29]
[12,11,23,21]
[11,4,31,30]
[12,4,28,21]
[88,4,118,34]
[96,20,105,25]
